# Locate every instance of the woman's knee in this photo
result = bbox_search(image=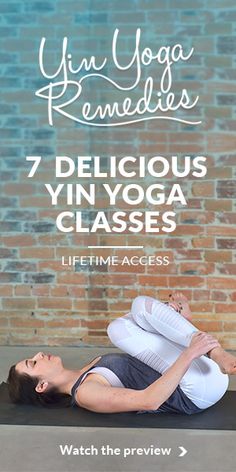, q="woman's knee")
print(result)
[183,359,229,408]
[131,296,148,314]
[107,316,131,345]
[131,295,157,317]
[107,318,120,343]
